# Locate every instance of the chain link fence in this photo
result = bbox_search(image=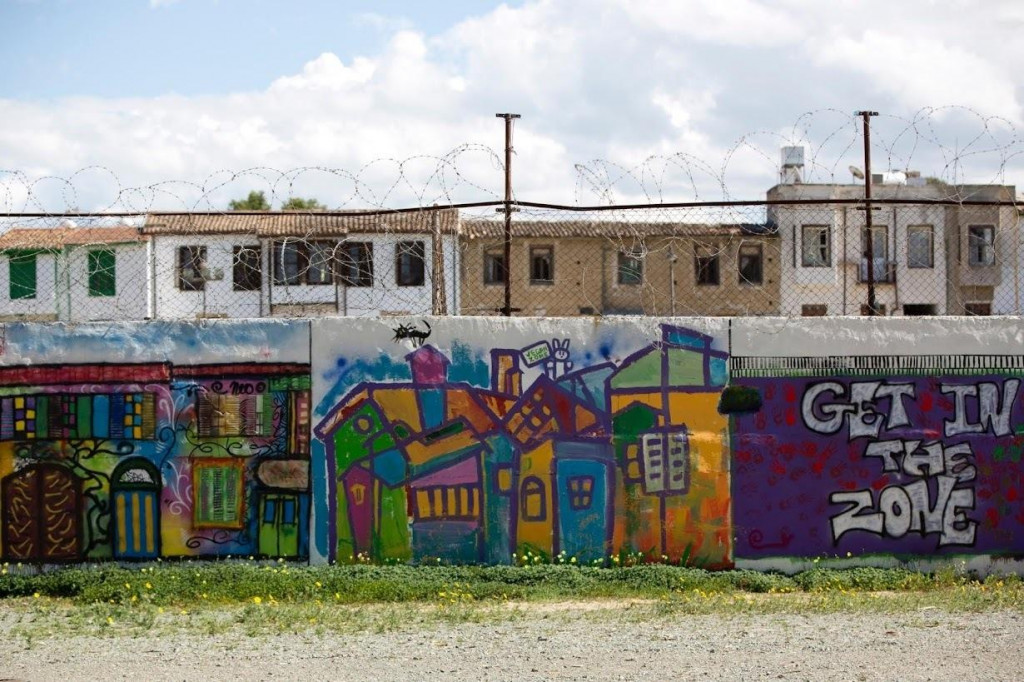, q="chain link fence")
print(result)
[0,195,1019,321]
